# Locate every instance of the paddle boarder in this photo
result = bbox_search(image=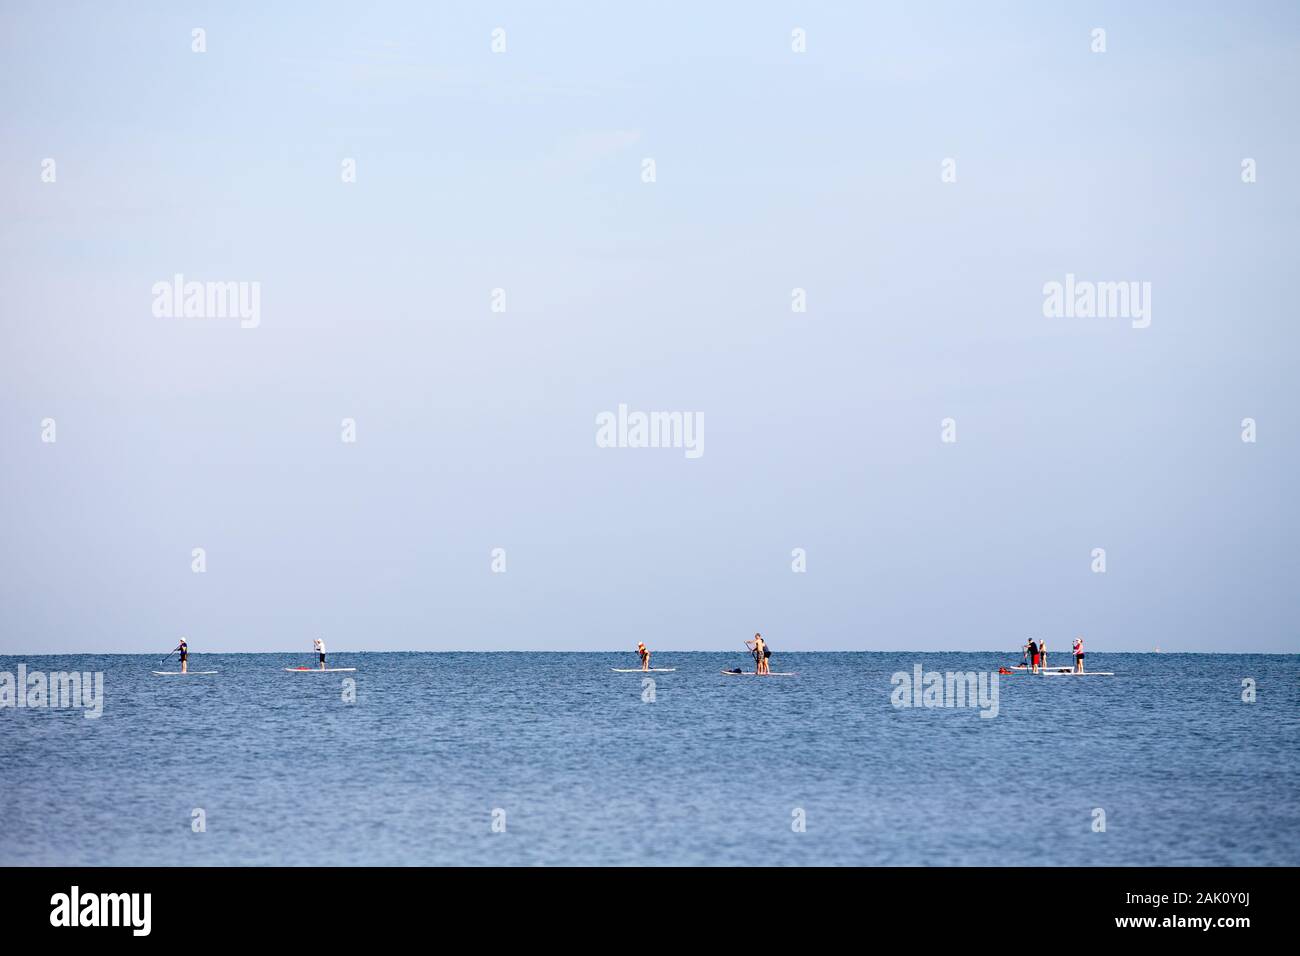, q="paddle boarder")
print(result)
[172,638,189,674]
[745,633,771,675]
[1072,635,1084,673]
[1027,638,1040,674]
[314,637,327,670]
[636,641,651,671]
